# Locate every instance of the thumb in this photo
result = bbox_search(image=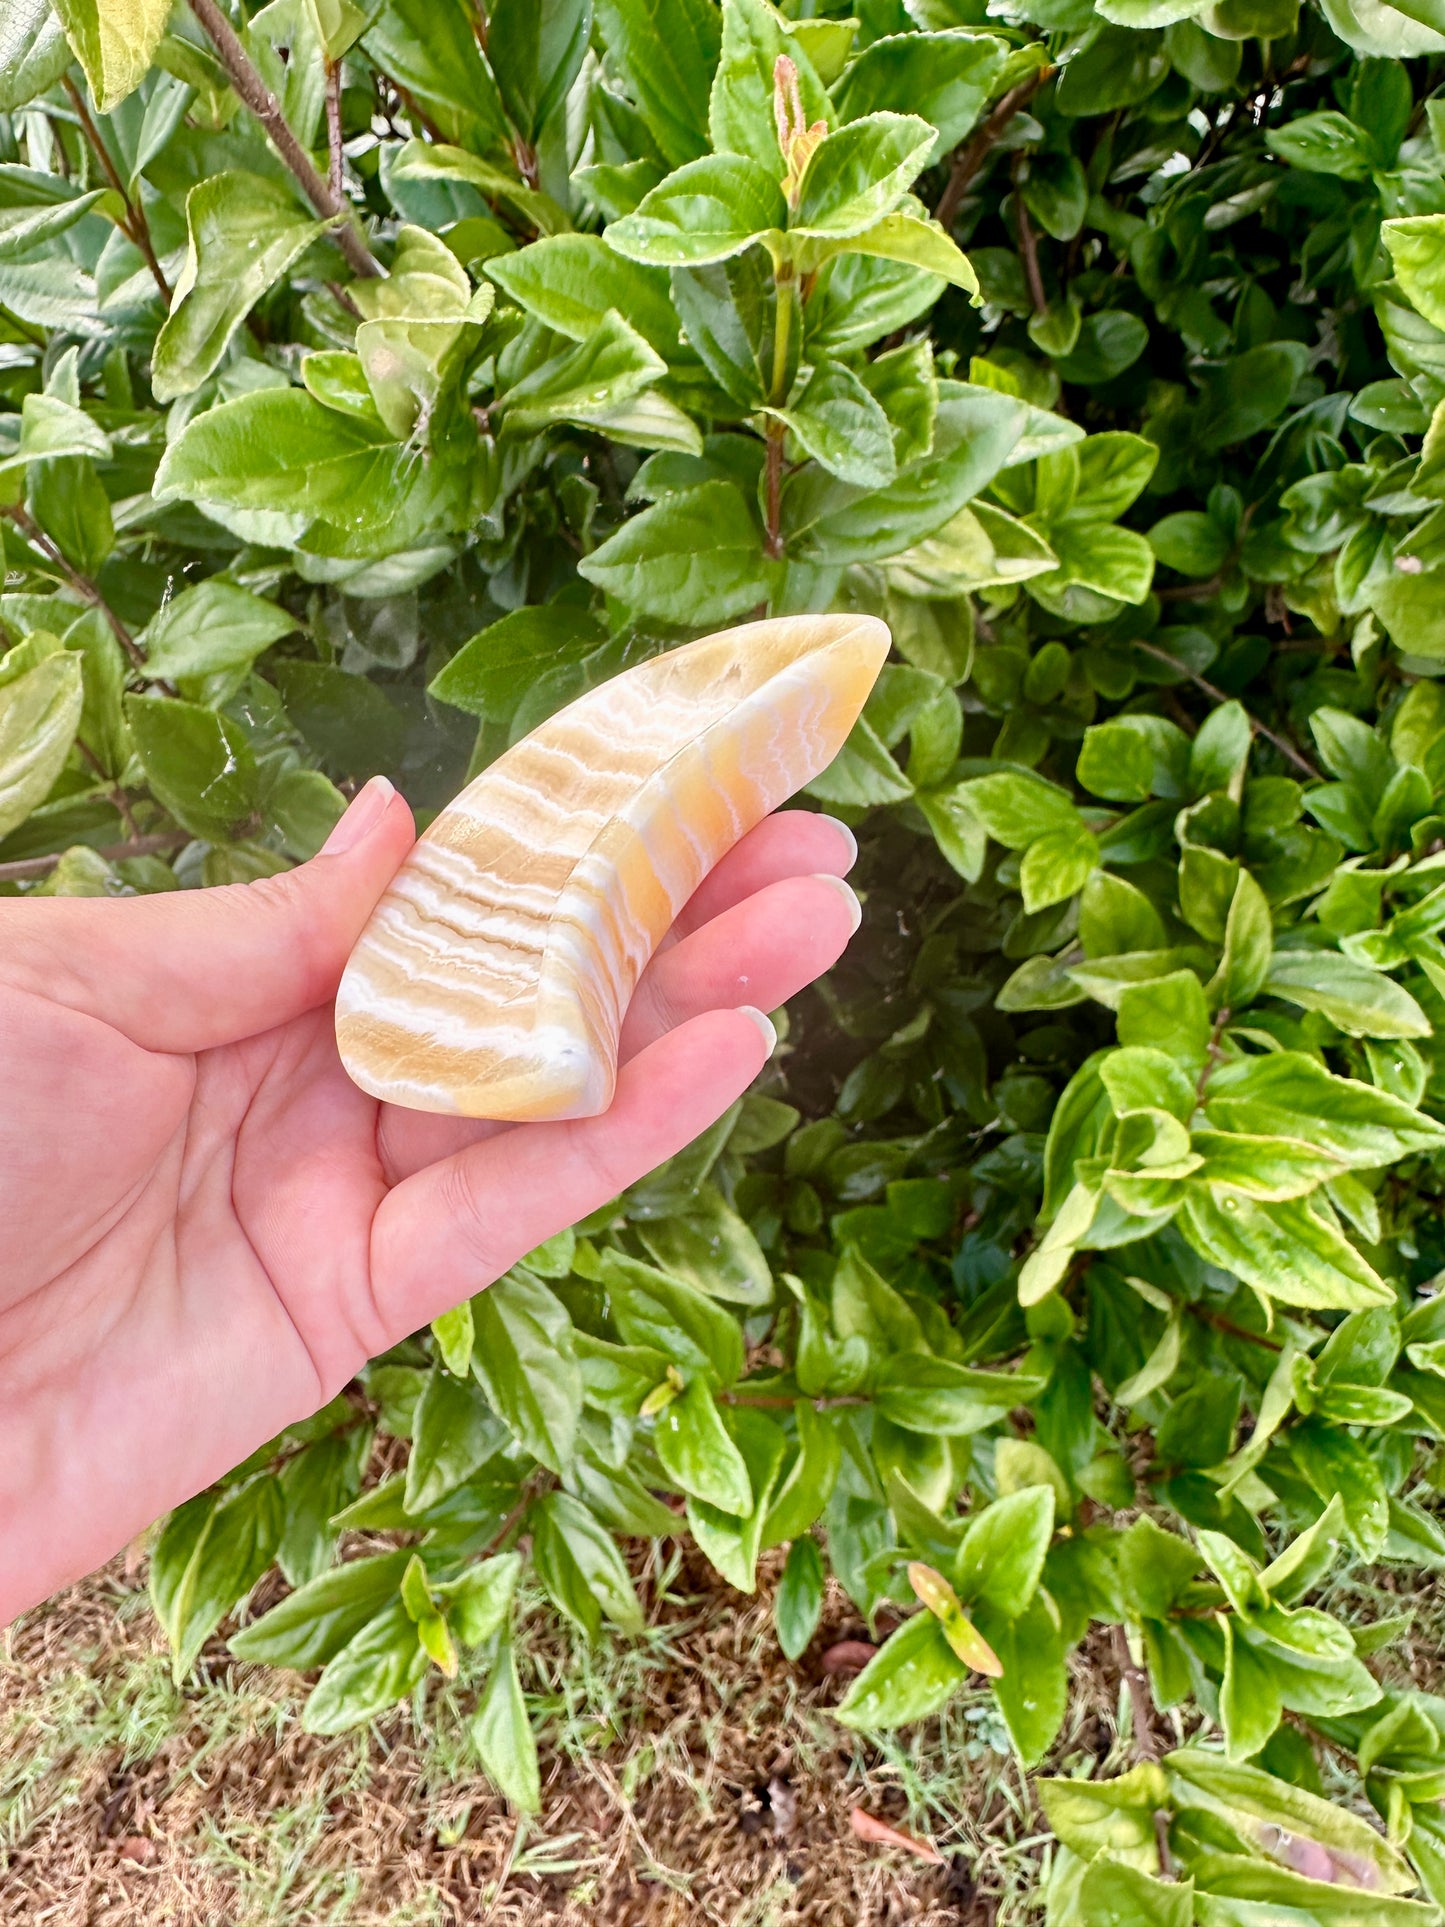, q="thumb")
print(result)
[7,775,415,1053]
